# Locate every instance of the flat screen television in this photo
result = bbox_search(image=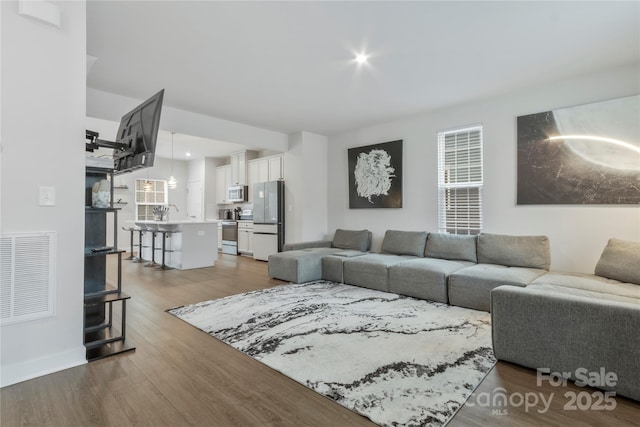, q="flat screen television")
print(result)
[112,89,164,174]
